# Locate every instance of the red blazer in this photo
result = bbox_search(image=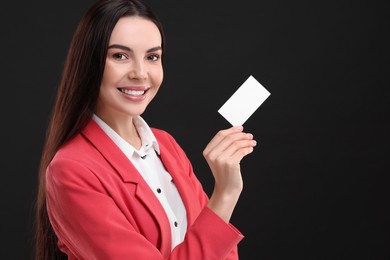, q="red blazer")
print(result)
[46,120,243,259]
